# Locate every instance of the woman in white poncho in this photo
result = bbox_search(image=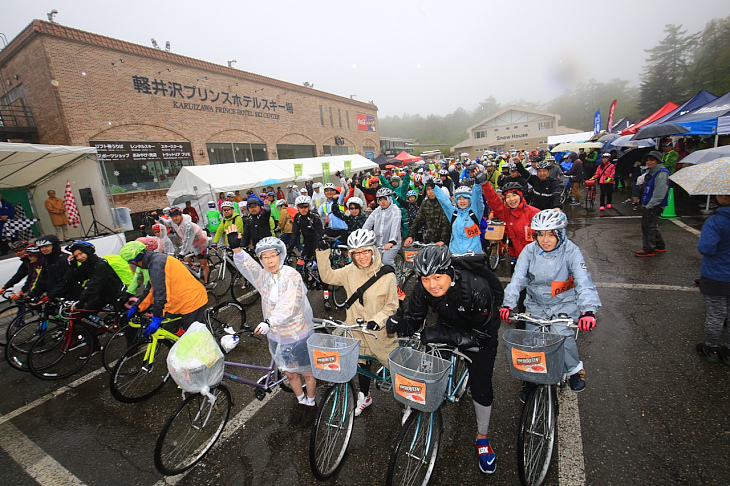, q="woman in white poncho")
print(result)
[225,226,318,426]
